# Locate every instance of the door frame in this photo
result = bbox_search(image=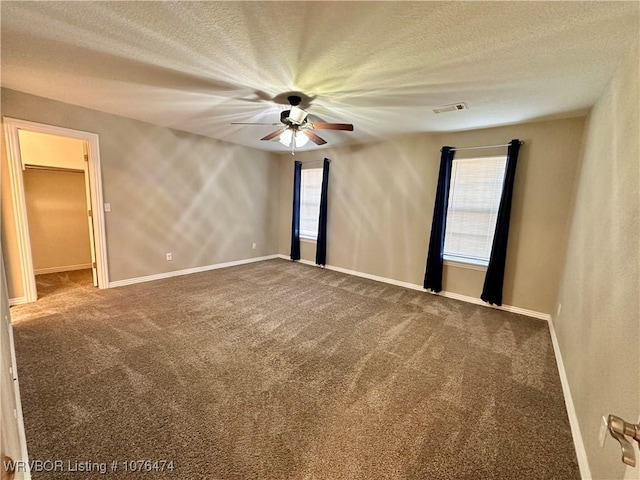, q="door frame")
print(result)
[3,117,109,302]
